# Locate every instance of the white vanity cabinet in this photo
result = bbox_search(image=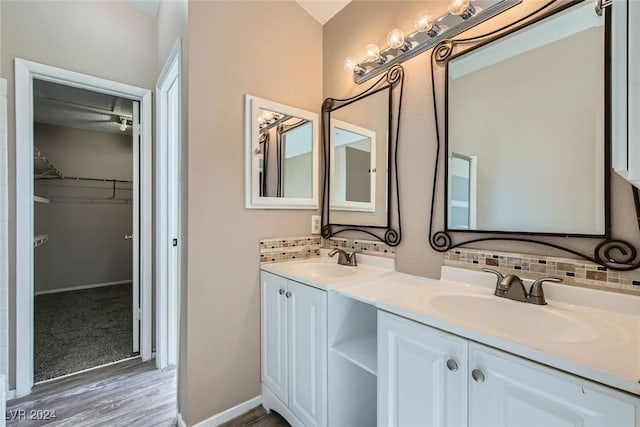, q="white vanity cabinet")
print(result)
[261,271,327,427]
[378,311,468,427]
[613,0,640,188]
[469,343,638,427]
[378,311,640,427]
